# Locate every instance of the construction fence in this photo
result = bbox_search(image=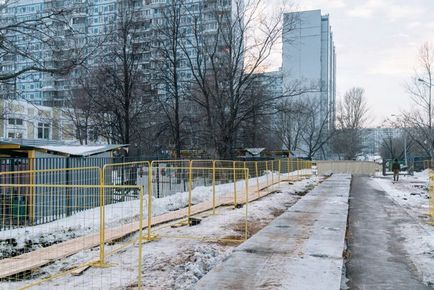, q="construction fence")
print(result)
[0,158,312,289]
[429,171,434,222]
